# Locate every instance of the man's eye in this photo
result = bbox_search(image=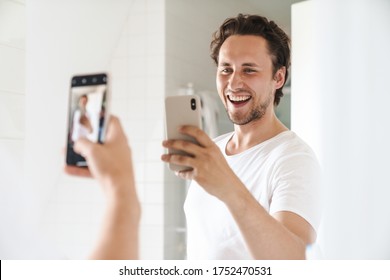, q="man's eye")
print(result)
[220,68,232,74]
[244,68,256,73]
